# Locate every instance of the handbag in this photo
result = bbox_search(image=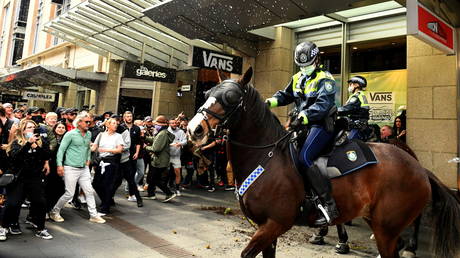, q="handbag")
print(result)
[91,133,103,166]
